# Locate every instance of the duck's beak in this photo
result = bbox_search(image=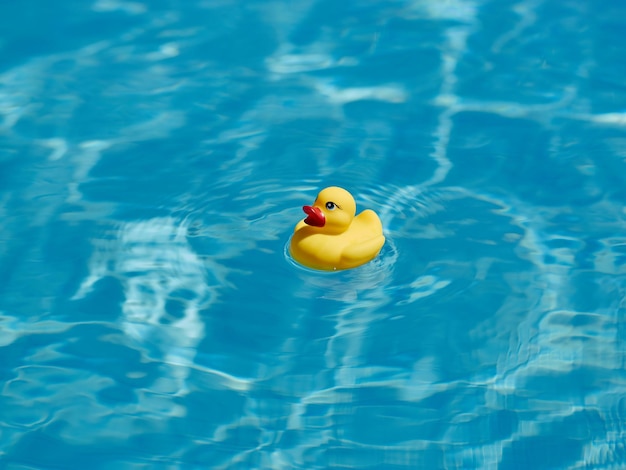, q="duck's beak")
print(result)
[302,205,325,227]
